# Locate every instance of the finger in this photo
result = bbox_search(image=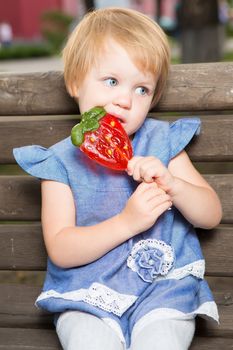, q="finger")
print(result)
[141,165,158,183]
[147,192,171,204]
[135,181,158,194]
[129,157,152,182]
[148,193,172,209]
[133,157,161,183]
[140,185,168,202]
[151,200,173,217]
[127,156,143,176]
[140,159,164,183]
